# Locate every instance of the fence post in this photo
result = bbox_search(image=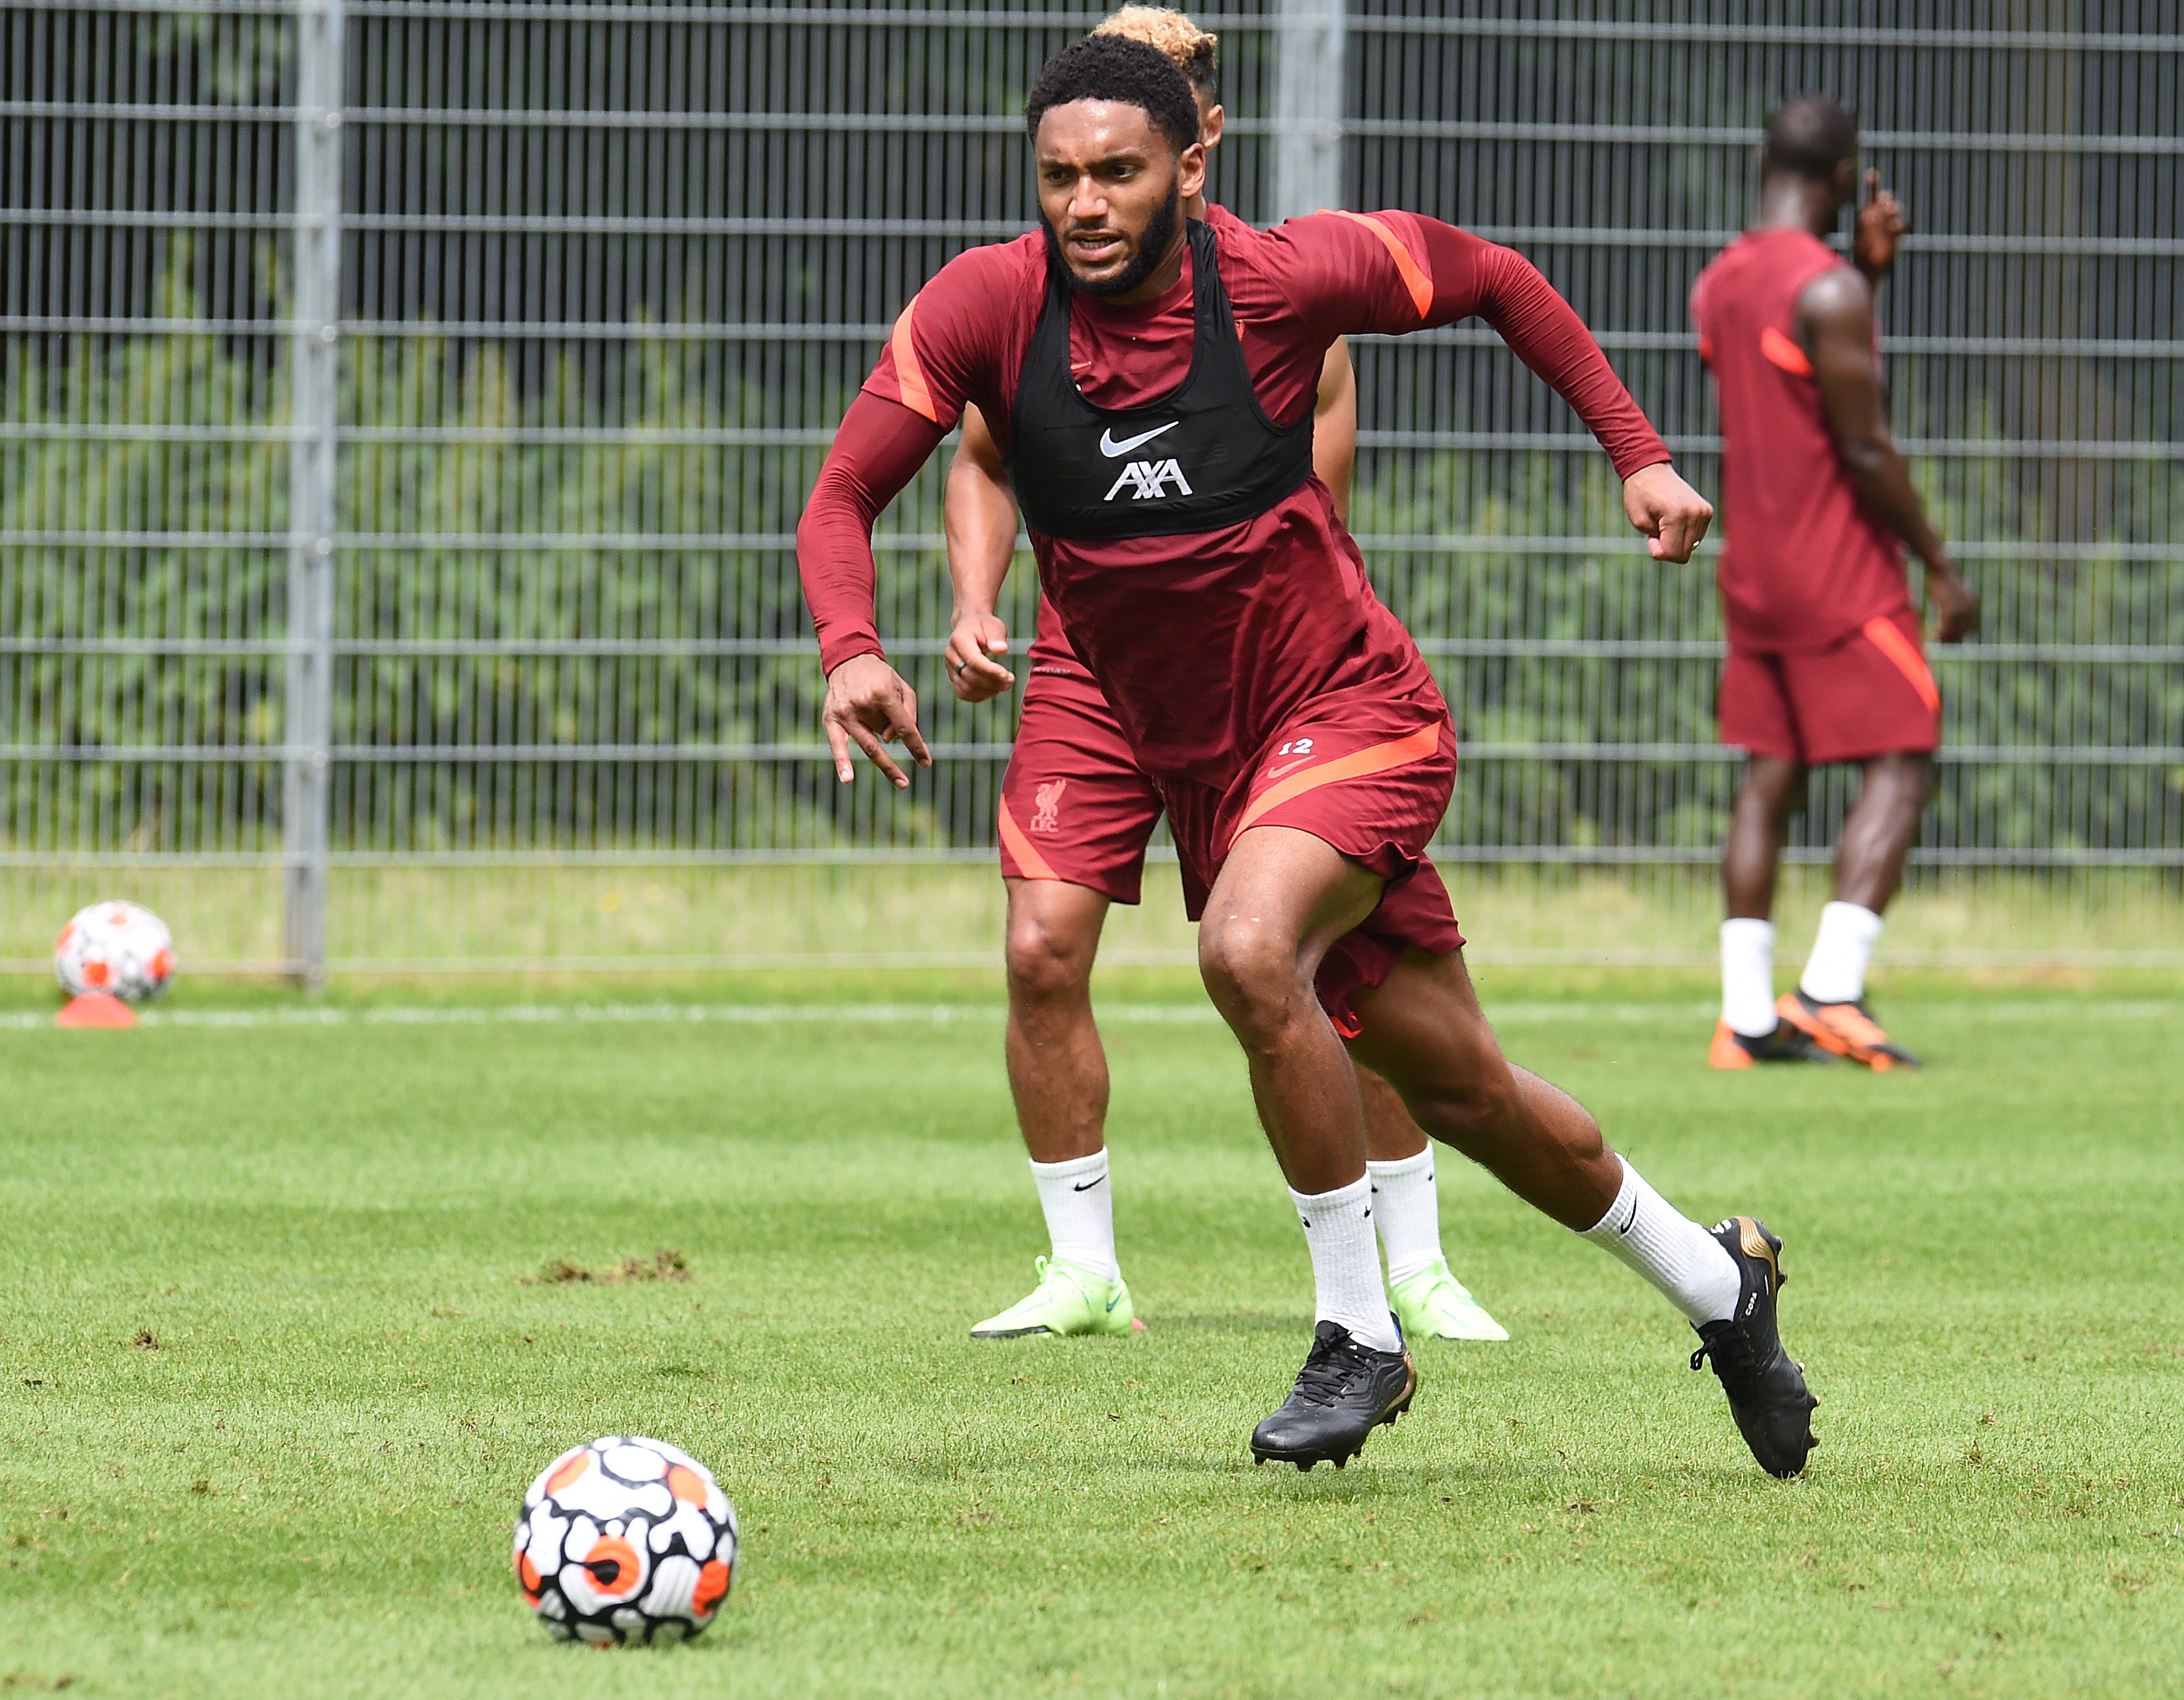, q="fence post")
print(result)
[284,0,343,990]
[1270,0,1345,222]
